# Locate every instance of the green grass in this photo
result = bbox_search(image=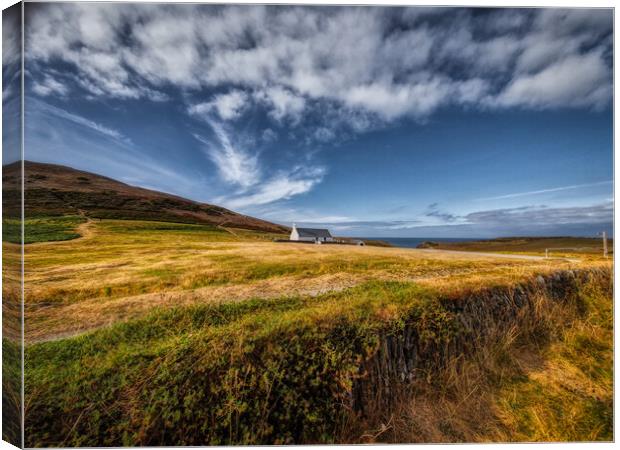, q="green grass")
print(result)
[24,270,613,446]
[428,237,612,256]
[494,276,613,442]
[2,338,21,446]
[24,281,438,446]
[17,217,613,445]
[2,218,22,244]
[101,220,220,233]
[3,215,85,244]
